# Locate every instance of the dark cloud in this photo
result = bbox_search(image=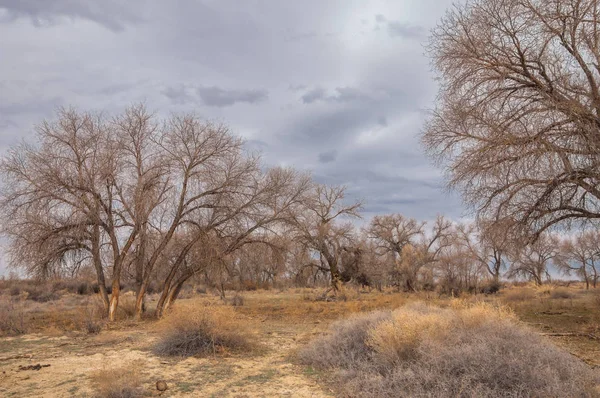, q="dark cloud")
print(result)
[318,150,338,163]
[196,86,268,108]
[162,85,194,105]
